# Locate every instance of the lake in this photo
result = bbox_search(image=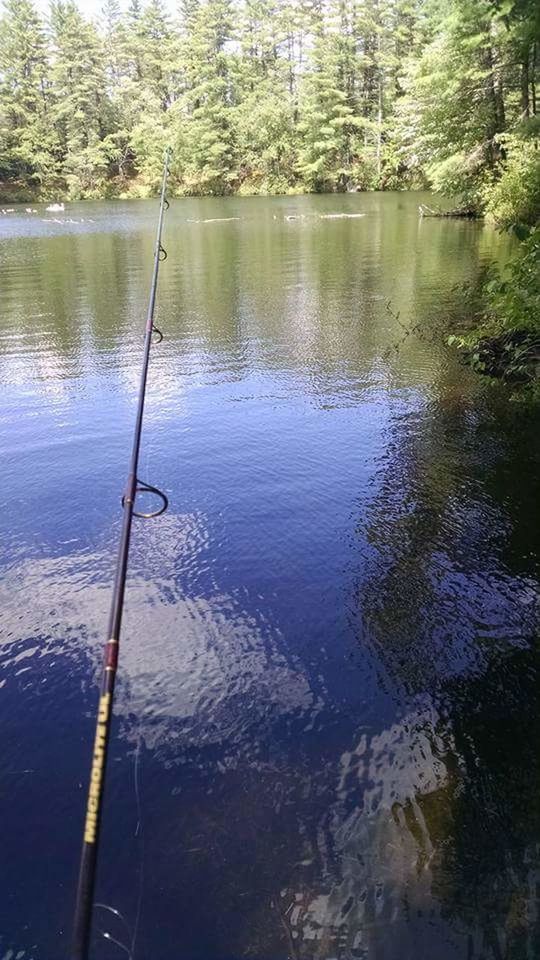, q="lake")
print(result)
[1,193,539,959]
